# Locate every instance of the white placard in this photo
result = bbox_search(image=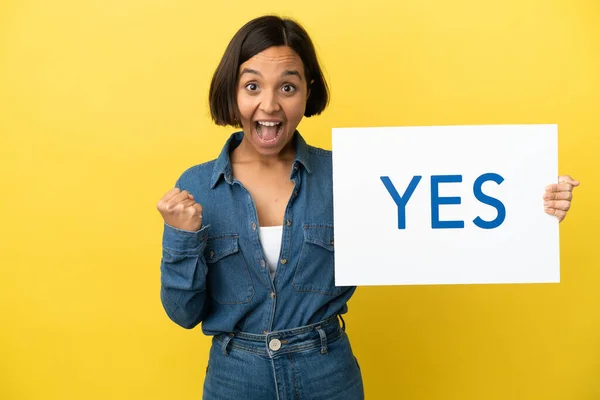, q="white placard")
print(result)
[331,125,559,286]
